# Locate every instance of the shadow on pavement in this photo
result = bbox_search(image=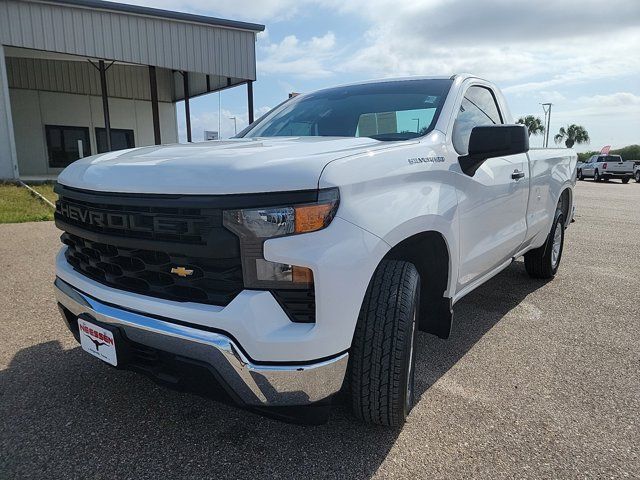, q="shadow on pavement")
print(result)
[0,261,548,479]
